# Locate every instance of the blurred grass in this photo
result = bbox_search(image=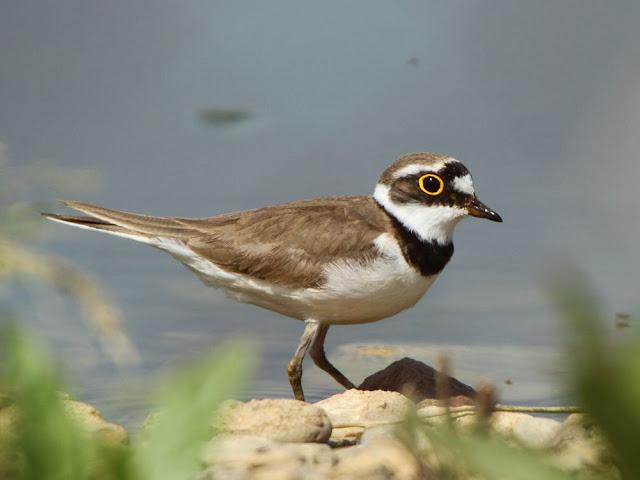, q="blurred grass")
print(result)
[137,341,254,480]
[0,140,137,365]
[0,325,254,480]
[550,270,640,478]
